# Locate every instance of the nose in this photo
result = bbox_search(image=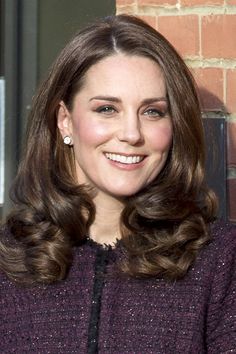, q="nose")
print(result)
[117,114,143,145]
